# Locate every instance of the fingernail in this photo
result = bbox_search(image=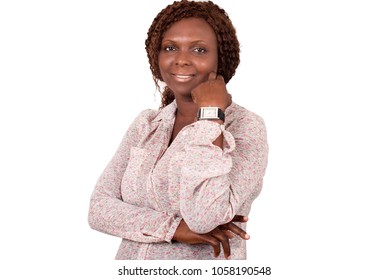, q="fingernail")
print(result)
[245,234,250,239]
[227,256,231,260]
